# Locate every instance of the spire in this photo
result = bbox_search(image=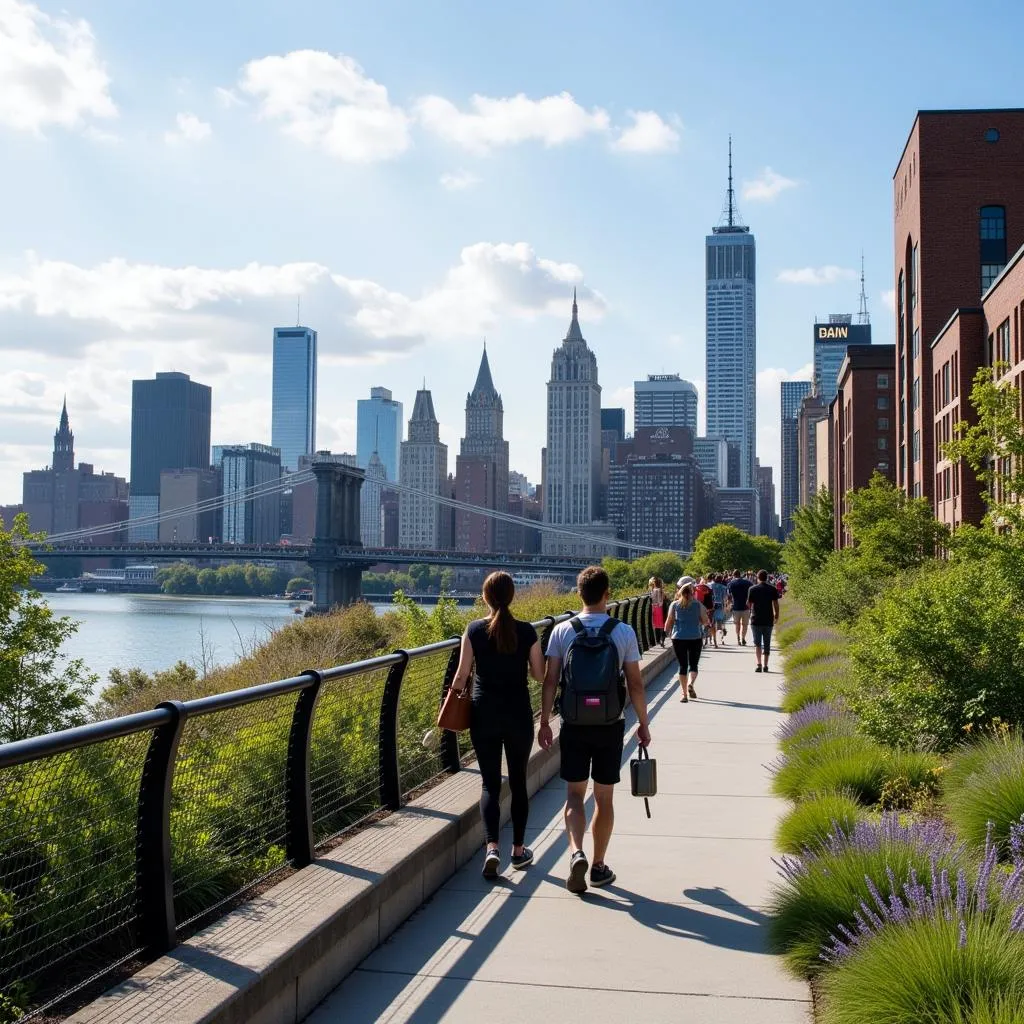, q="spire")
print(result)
[471,344,497,398]
[59,394,69,432]
[53,396,74,473]
[727,135,735,228]
[715,136,748,233]
[565,288,584,343]
[857,252,871,325]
